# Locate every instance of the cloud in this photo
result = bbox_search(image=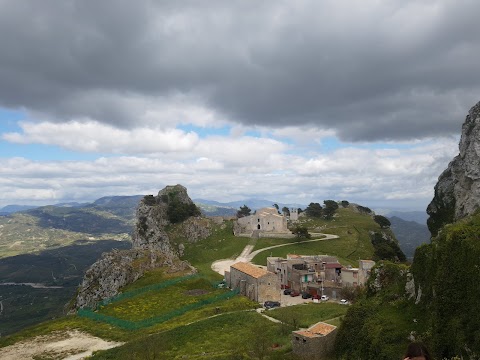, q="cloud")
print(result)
[3,121,200,154]
[0,1,478,141]
[0,136,459,210]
